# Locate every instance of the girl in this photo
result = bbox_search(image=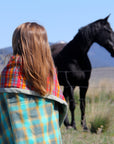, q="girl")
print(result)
[0,22,67,144]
